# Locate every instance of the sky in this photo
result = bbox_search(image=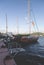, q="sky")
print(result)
[0,0,44,34]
